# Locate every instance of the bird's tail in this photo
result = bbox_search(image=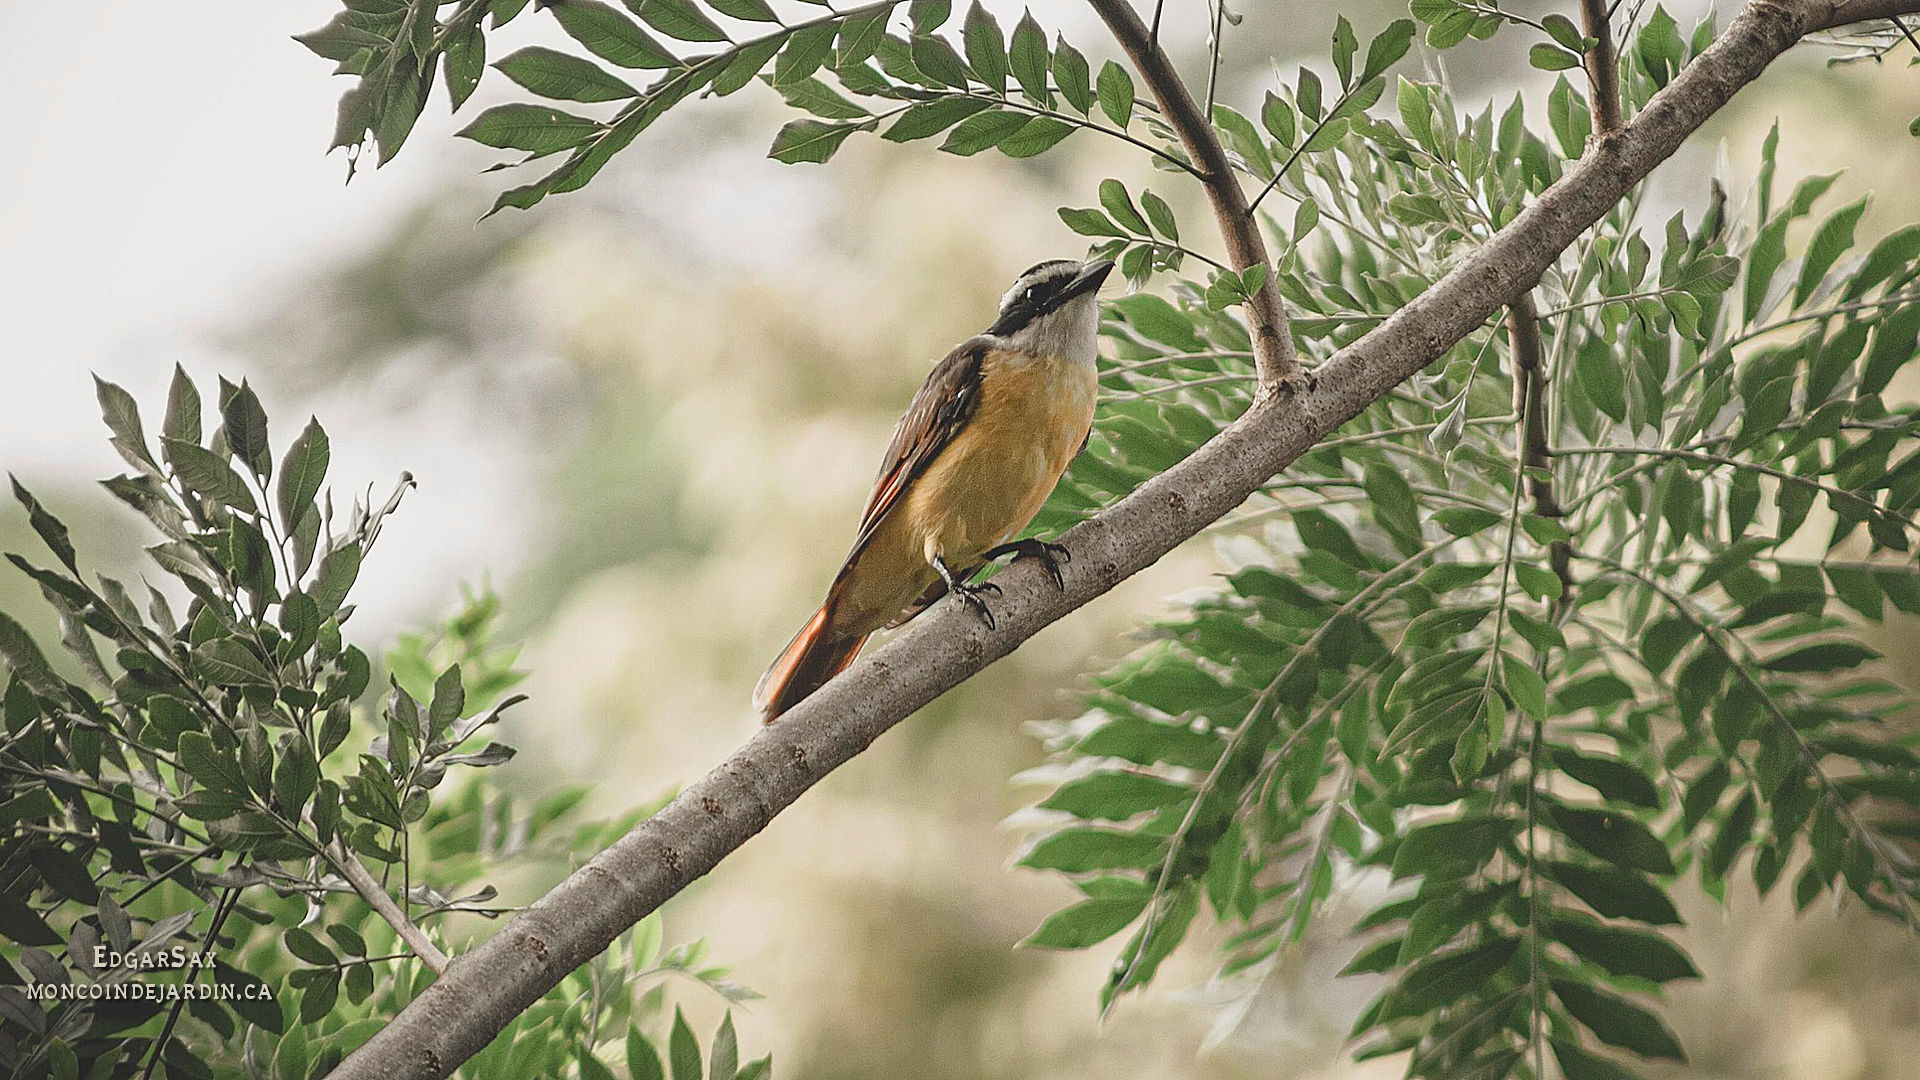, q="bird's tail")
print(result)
[754,604,868,722]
